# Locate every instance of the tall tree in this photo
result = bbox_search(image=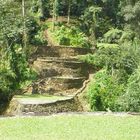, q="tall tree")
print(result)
[52,0,59,30]
[121,0,140,37]
[67,0,71,24]
[80,5,102,45]
[22,0,27,53]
